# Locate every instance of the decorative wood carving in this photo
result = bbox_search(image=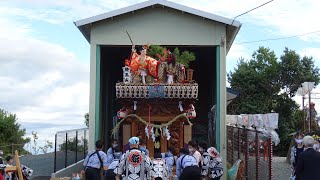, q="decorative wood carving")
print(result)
[168,118,185,154]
